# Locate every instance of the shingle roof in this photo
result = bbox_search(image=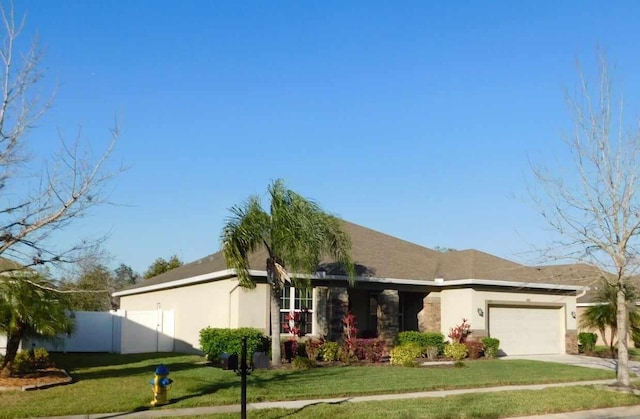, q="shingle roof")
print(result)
[121,220,613,302]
